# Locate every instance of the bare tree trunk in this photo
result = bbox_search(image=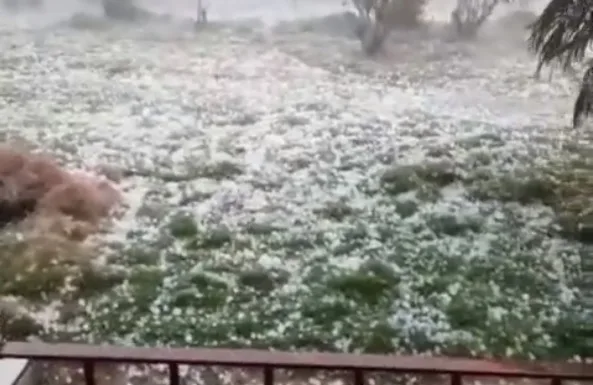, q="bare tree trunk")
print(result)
[352,0,391,56]
[361,19,388,56]
[196,0,207,24]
